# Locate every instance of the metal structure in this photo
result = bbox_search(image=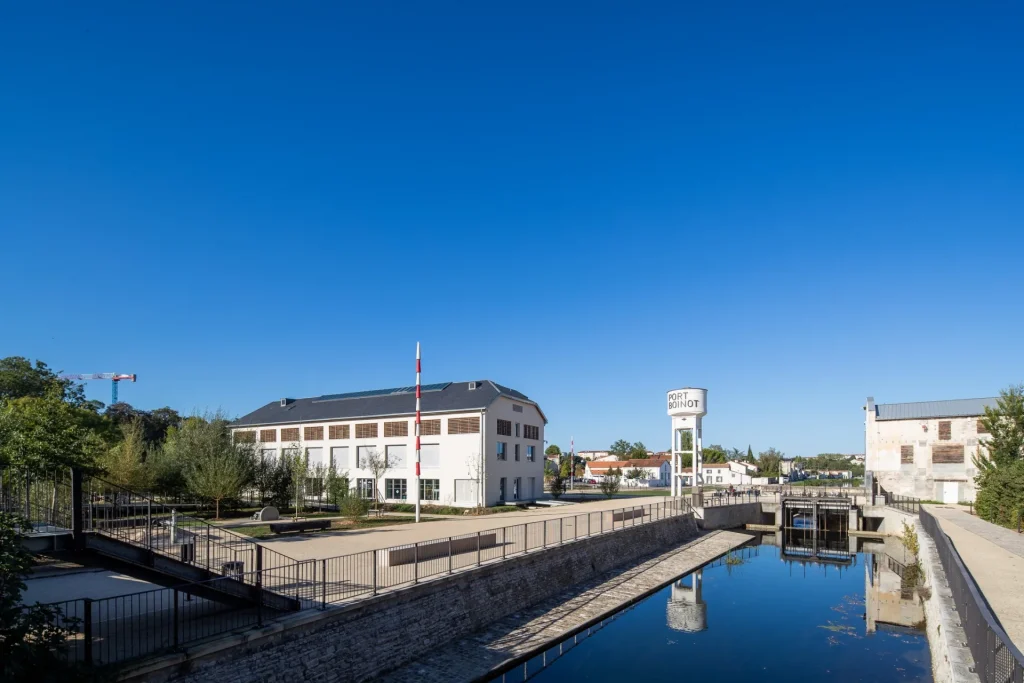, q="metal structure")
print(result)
[667,387,708,503]
[59,372,137,404]
[919,507,1024,683]
[414,343,422,523]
